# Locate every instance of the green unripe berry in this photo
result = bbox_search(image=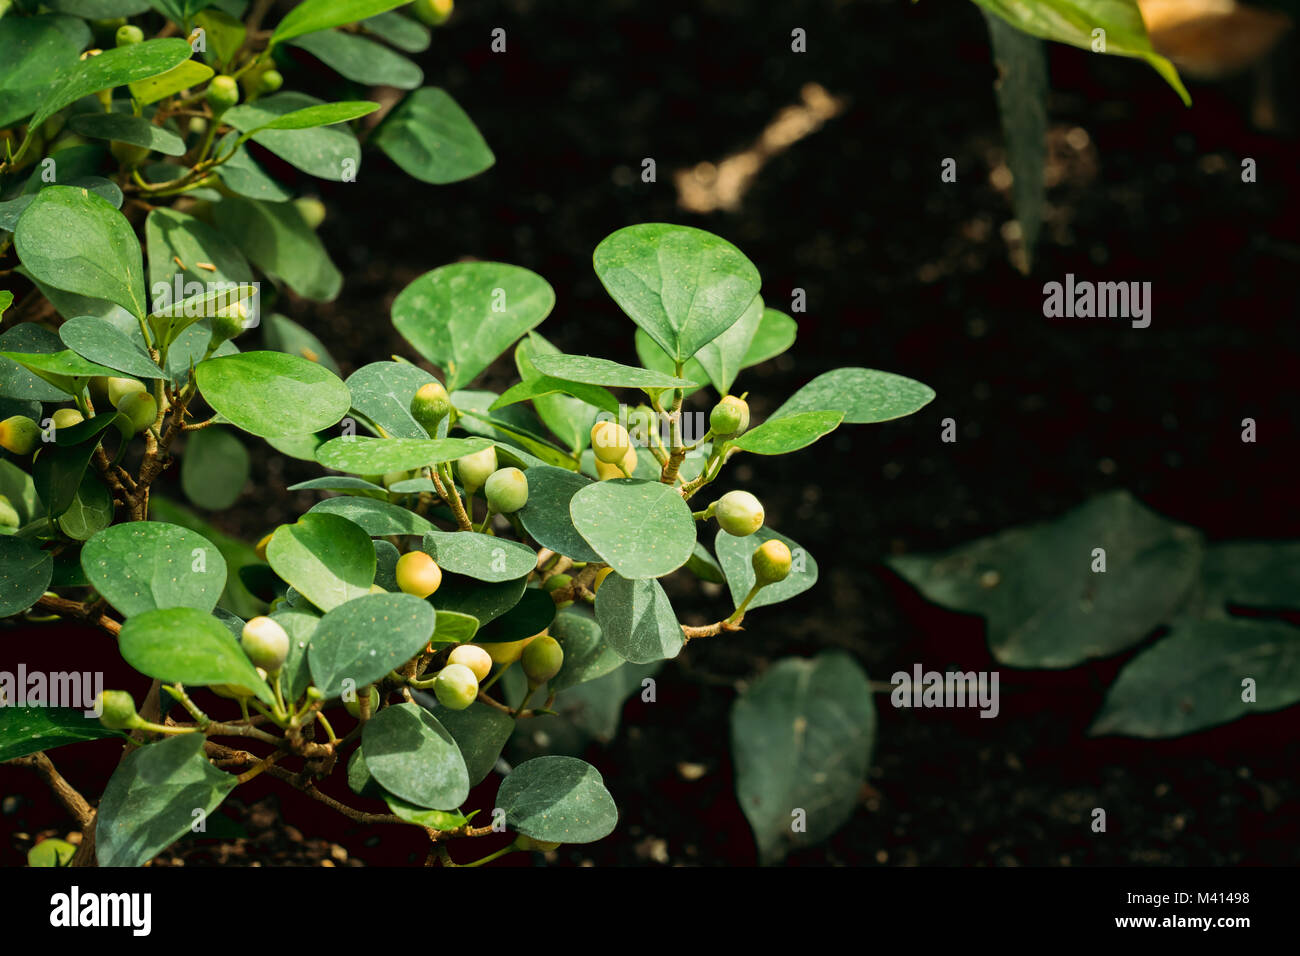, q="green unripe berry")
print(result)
[543,573,572,593]
[50,408,84,431]
[485,467,528,514]
[456,445,497,496]
[206,75,239,114]
[0,495,19,529]
[515,835,561,852]
[447,643,492,681]
[410,382,451,437]
[115,24,144,46]
[295,197,326,230]
[520,634,563,685]
[590,420,631,464]
[110,140,150,168]
[344,685,379,719]
[752,539,793,586]
[209,301,249,345]
[257,69,283,95]
[714,490,764,537]
[107,376,147,408]
[434,663,478,711]
[412,0,454,27]
[241,616,290,672]
[117,390,158,433]
[395,550,442,599]
[382,469,414,488]
[98,690,140,730]
[0,415,40,455]
[710,395,750,439]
